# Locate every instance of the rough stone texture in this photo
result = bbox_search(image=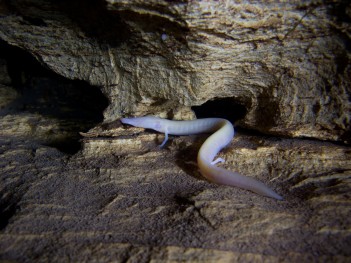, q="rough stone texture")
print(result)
[1,0,351,262]
[0,0,350,141]
[1,116,351,261]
